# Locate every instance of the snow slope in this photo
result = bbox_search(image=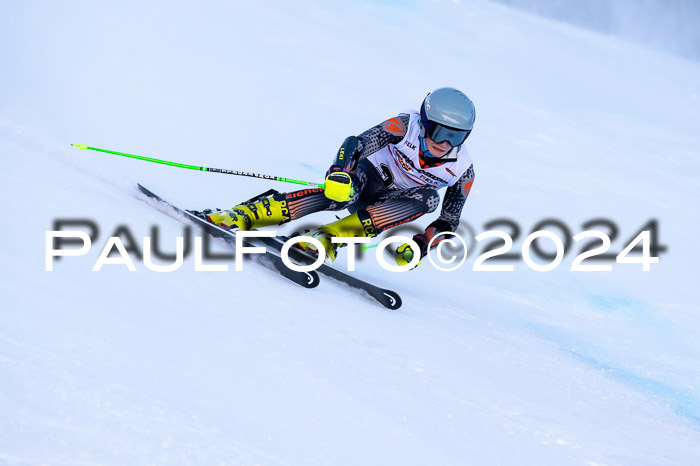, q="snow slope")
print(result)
[2,0,700,464]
